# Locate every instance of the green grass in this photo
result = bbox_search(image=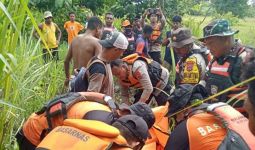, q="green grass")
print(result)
[183,15,255,47]
[1,1,255,149]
